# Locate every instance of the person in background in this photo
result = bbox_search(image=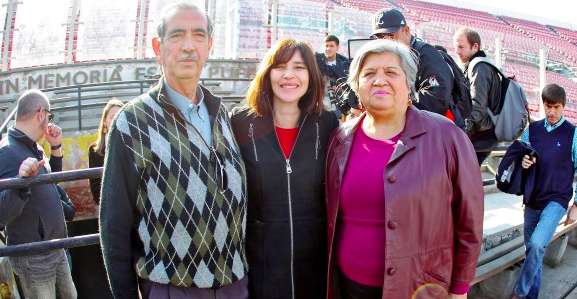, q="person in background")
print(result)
[315,34,351,117]
[231,38,338,299]
[0,89,77,298]
[453,27,501,165]
[325,39,483,299]
[88,98,123,204]
[371,8,454,117]
[513,84,577,299]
